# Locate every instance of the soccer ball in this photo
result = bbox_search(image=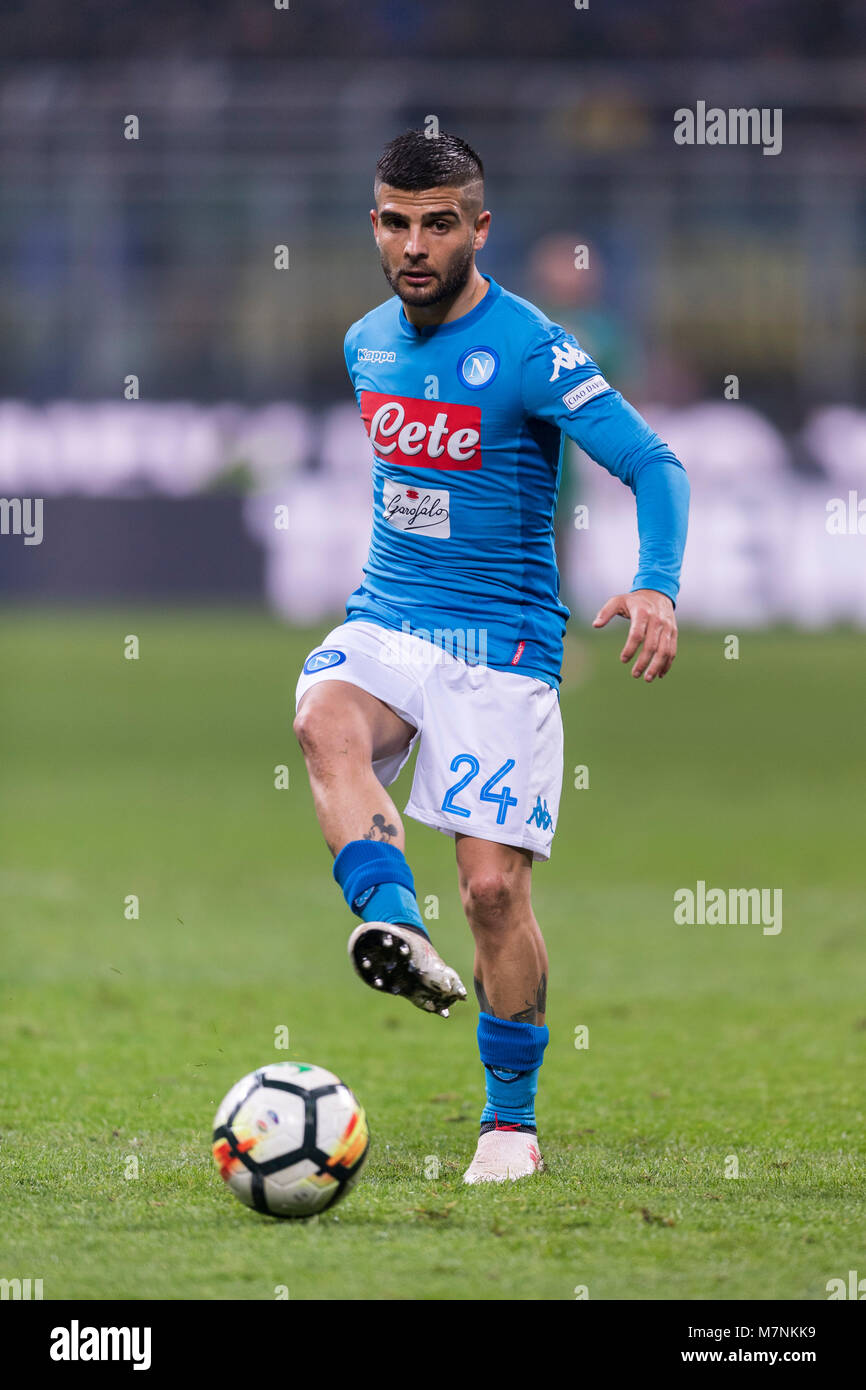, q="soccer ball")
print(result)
[212,1062,370,1218]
